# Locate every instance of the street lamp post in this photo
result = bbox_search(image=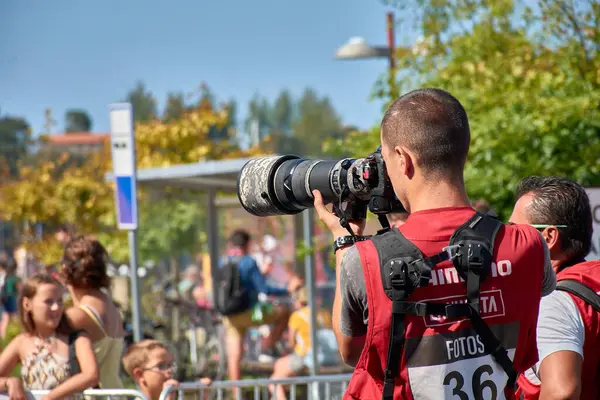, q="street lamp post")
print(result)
[335,11,398,98]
